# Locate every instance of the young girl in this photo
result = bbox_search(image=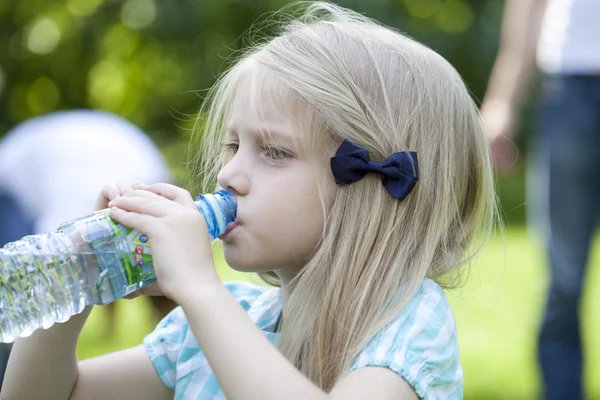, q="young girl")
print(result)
[2,2,495,399]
